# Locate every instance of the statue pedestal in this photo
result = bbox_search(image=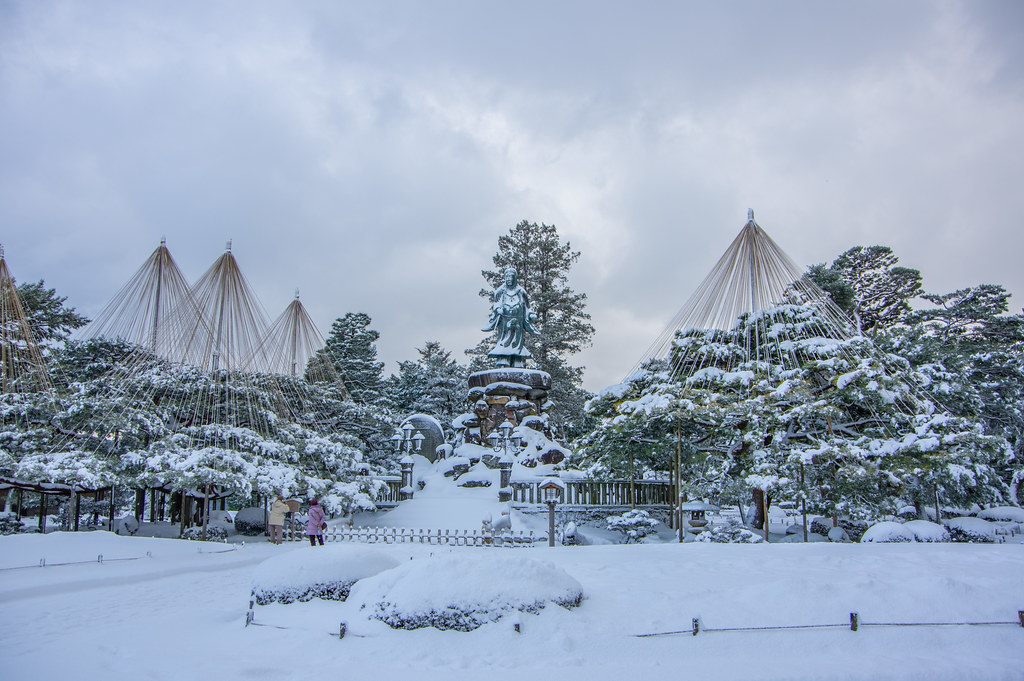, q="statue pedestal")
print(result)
[464,368,563,466]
